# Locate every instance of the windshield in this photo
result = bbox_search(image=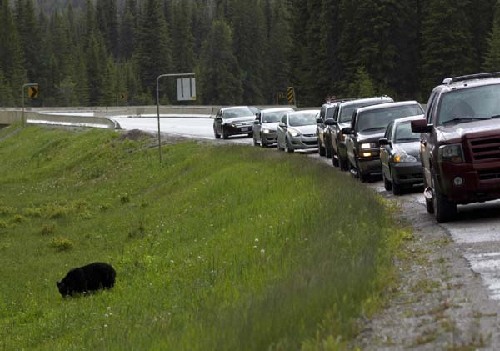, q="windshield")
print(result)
[437,84,500,125]
[288,112,317,127]
[223,107,254,118]
[394,121,421,142]
[262,111,288,123]
[356,105,423,132]
[339,100,389,123]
